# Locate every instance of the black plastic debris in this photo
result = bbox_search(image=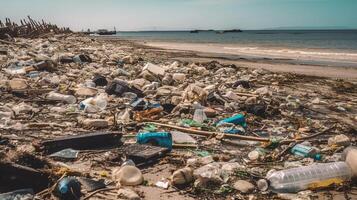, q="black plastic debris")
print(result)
[0,162,50,193]
[162,103,176,113]
[105,80,144,97]
[33,60,57,72]
[131,98,146,111]
[73,54,92,63]
[232,80,251,89]
[37,132,122,154]
[55,177,81,200]
[92,74,108,87]
[77,177,106,192]
[246,104,267,117]
[59,56,74,64]
[207,92,226,105]
[0,47,7,55]
[122,144,170,165]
